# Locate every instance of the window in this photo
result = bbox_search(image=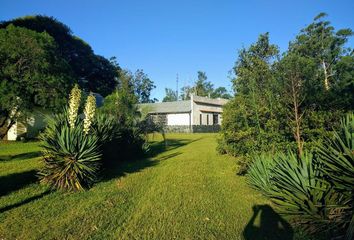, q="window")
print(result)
[200,114,202,125]
[207,114,209,125]
[213,114,218,125]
